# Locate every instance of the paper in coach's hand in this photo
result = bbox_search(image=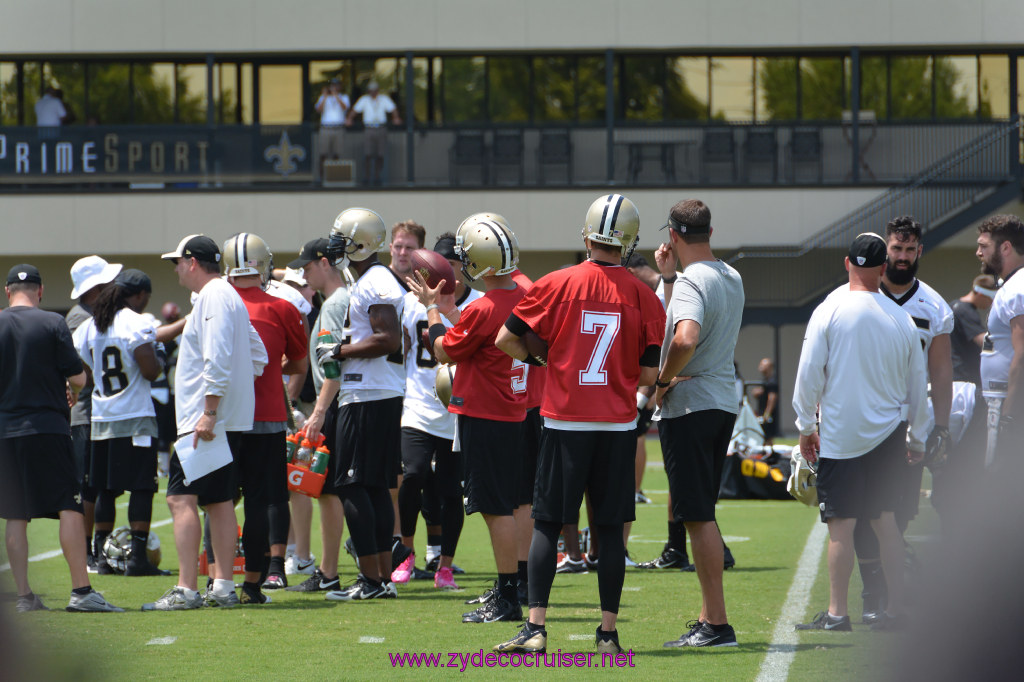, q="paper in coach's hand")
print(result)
[174,421,232,486]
